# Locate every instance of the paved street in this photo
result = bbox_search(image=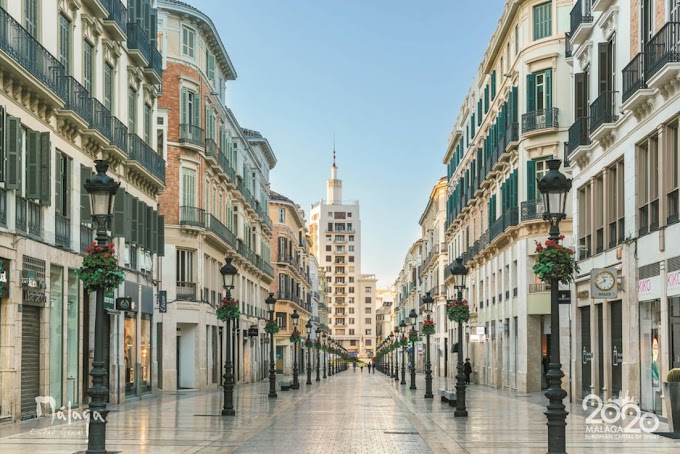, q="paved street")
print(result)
[0,370,678,453]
